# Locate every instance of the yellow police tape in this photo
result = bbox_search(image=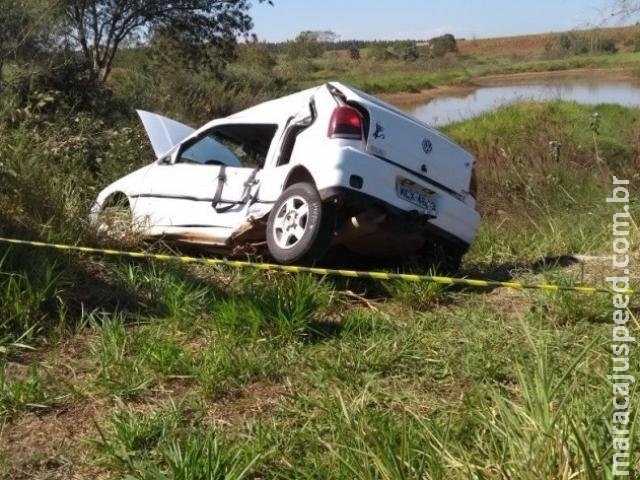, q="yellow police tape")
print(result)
[0,236,632,295]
